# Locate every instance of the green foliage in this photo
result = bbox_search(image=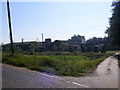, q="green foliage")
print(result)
[13,45,23,53]
[86,37,103,45]
[59,43,69,51]
[28,42,42,52]
[106,1,120,47]
[68,34,85,44]
[29,49,34,55]
[2,52,112,76]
